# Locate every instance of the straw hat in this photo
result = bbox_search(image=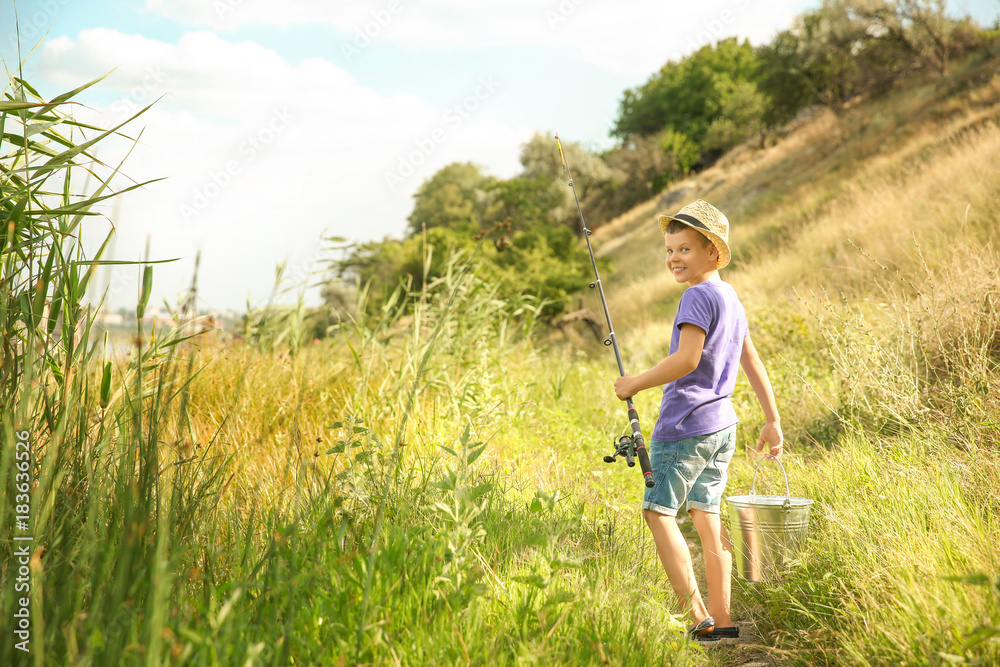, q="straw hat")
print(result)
[657,199,731,270]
